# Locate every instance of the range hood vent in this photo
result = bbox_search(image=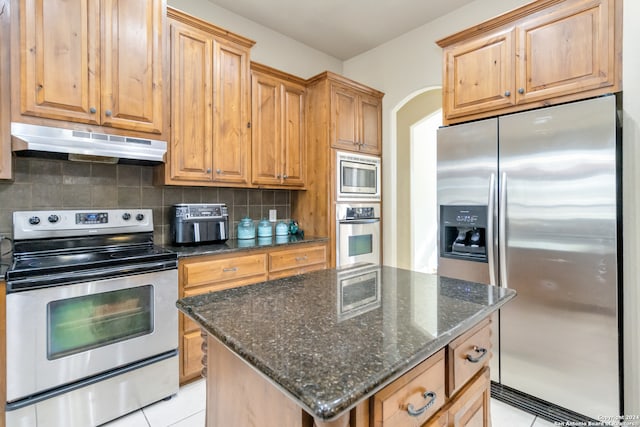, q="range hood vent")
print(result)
[11,122,167,165]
